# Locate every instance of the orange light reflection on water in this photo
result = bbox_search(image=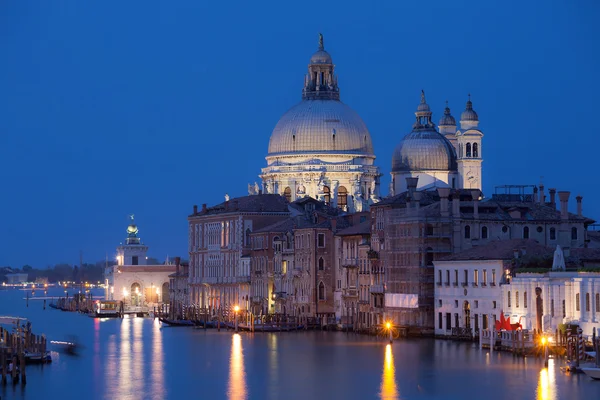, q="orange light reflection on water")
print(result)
[536,359,557,400]
[380,344,399,400]
[227,333,248,400]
